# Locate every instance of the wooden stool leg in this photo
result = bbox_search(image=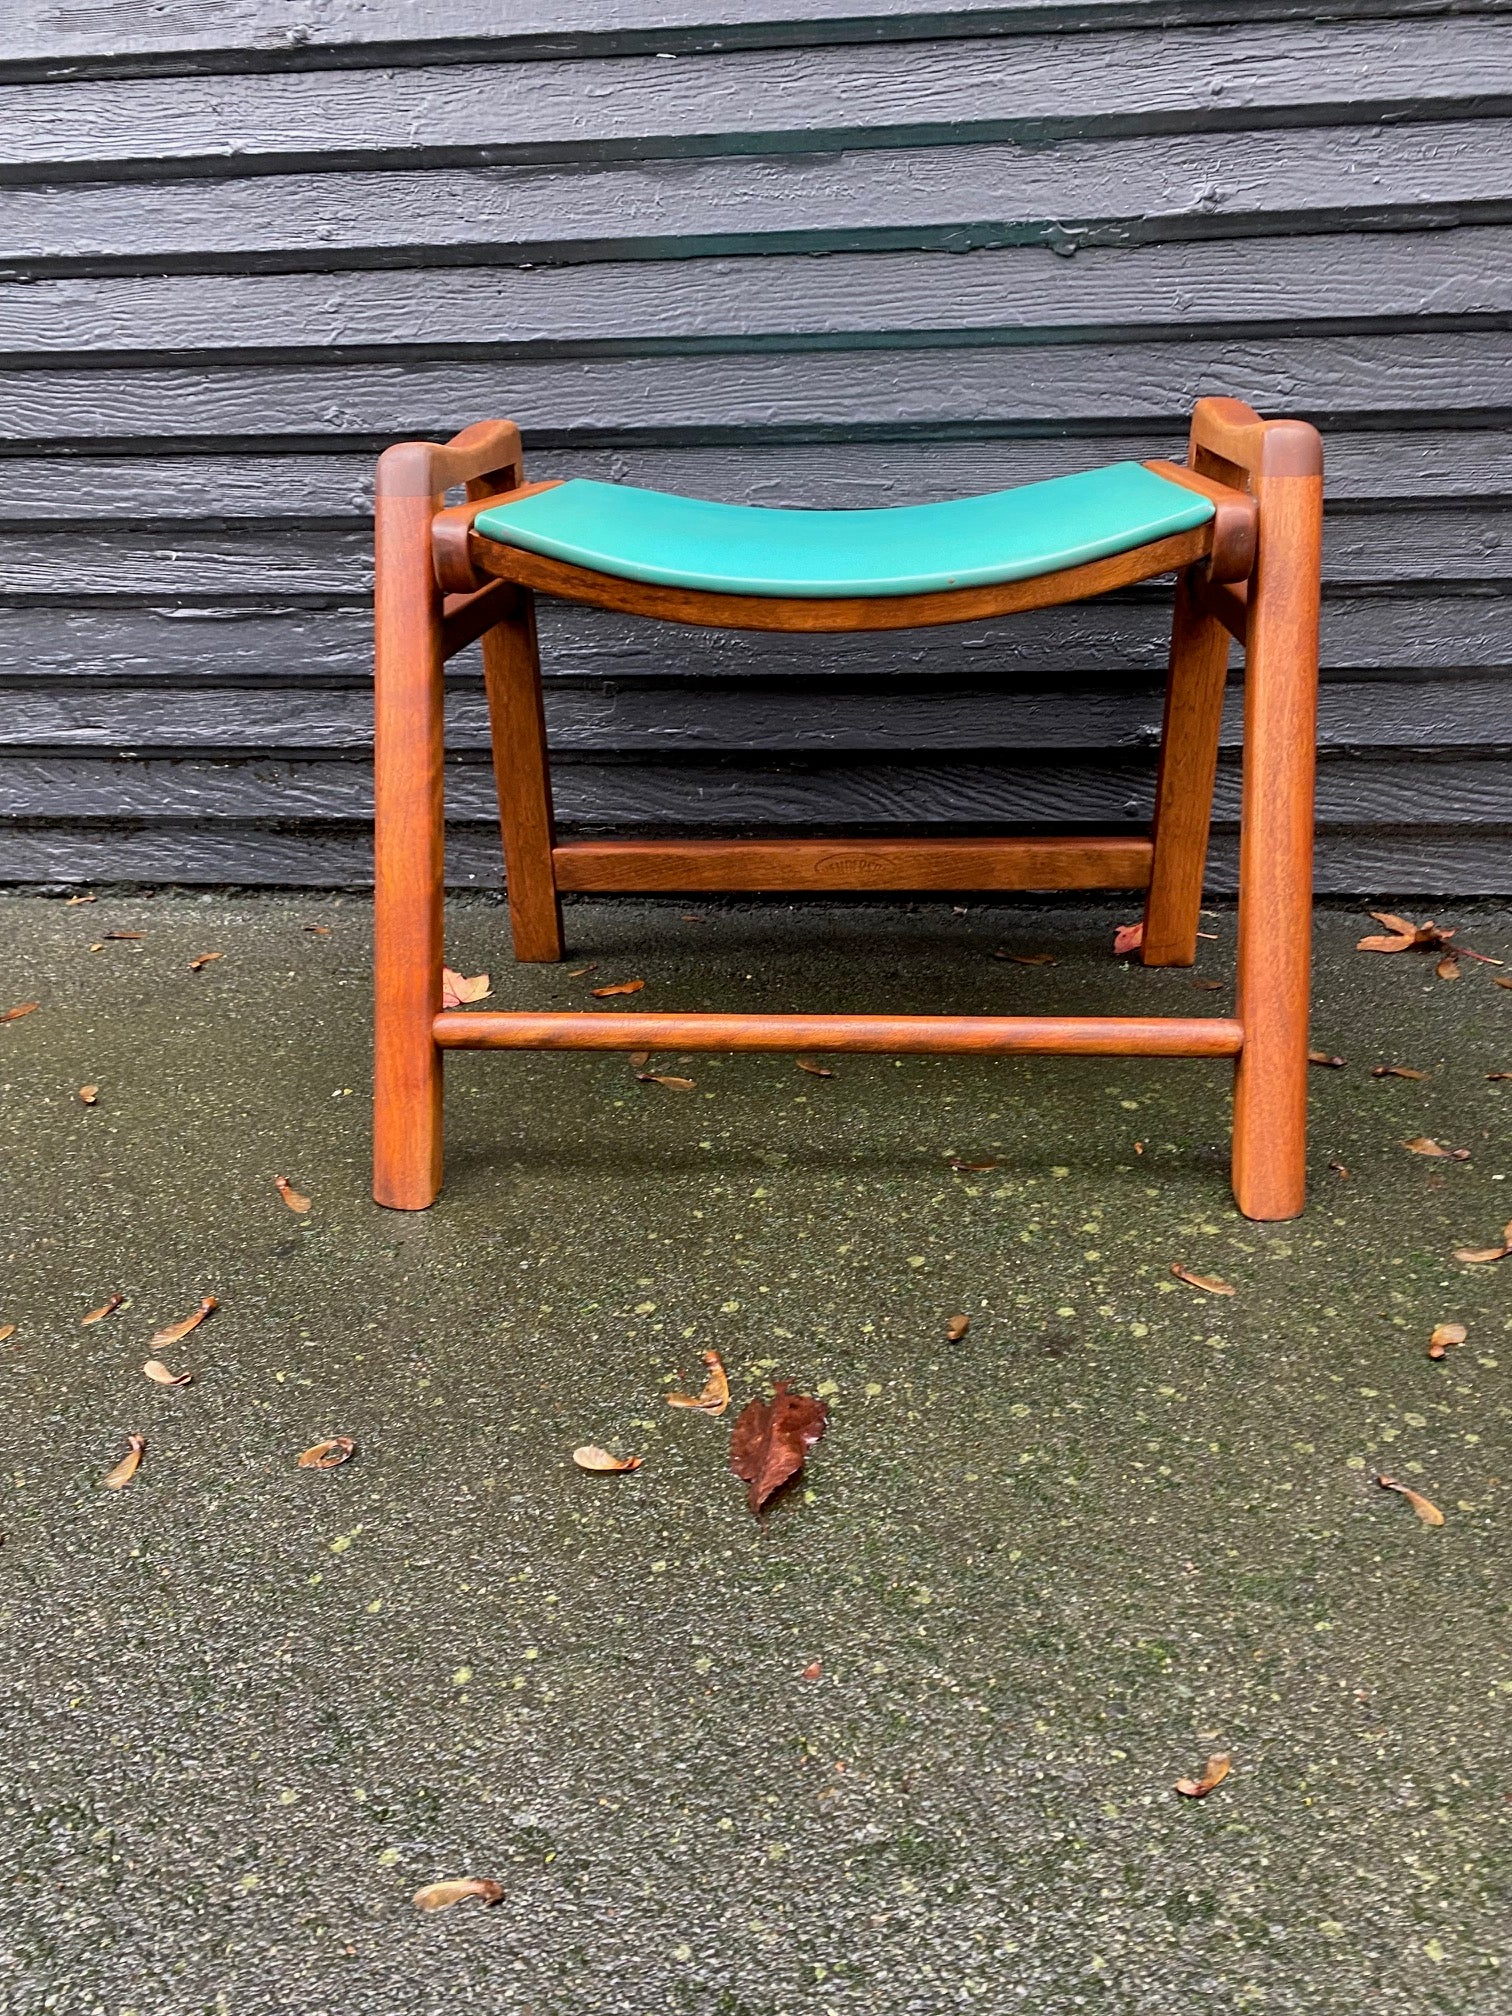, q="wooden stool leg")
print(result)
[1232,437,1324,1221]
[1141,568,1230,965]
[482,586,564,962]
[373,452,446,1209]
